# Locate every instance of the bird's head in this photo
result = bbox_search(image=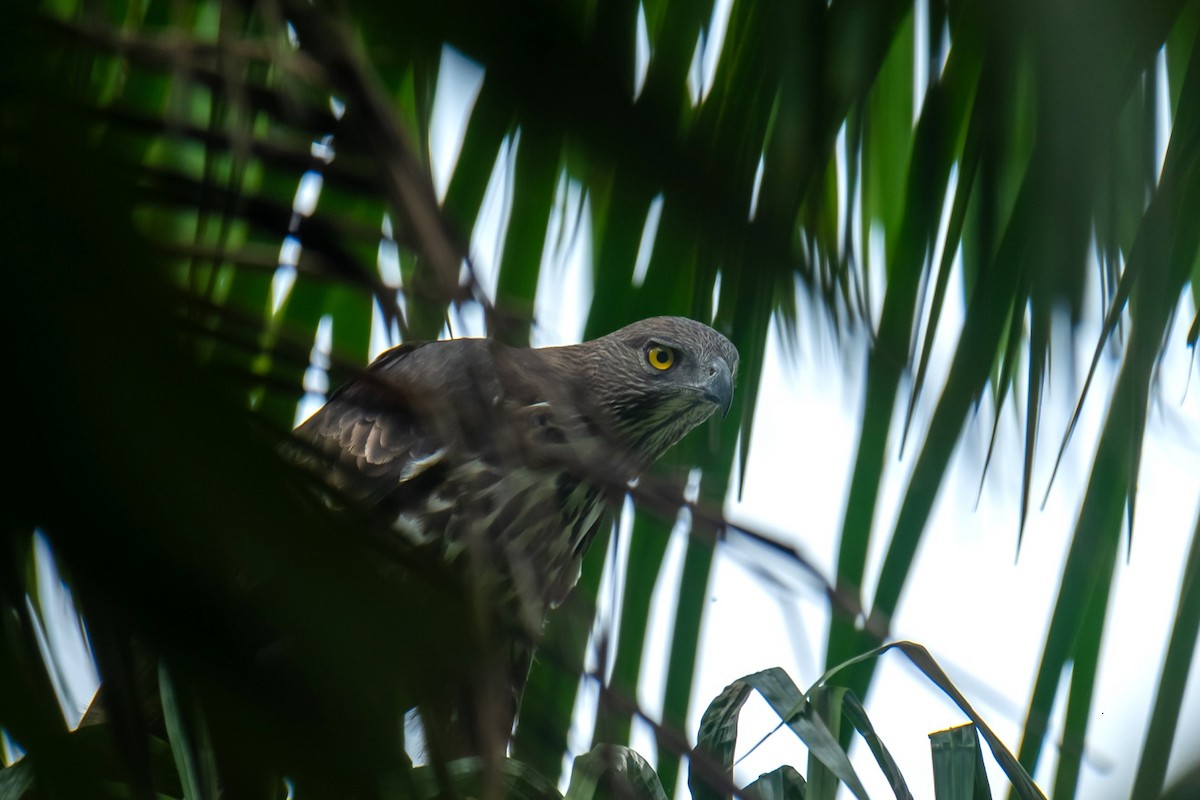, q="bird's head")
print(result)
[584,316,739,464]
